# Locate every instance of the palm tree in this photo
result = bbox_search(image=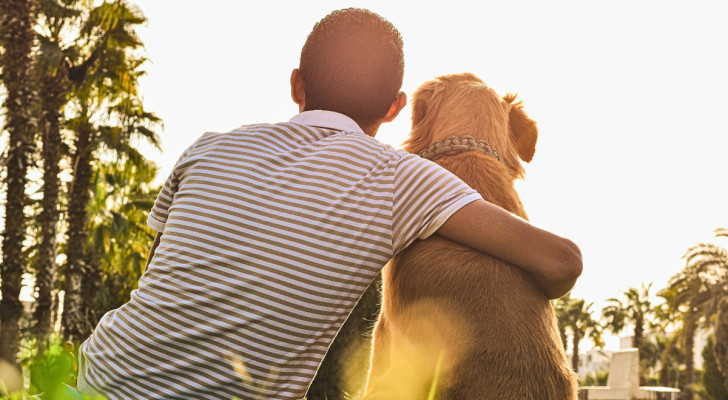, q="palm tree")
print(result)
[653,334,684,387]
[85,156,158,318]
[0,0,37,366]
[714,299,728,379]
[62,113,94,340]
[649,301,683,387]
[554,294,603,373]
[683,228,728,374]
[27,0,151,342]
[60,0,157,341]
[34,62,68,351]
[79,94,161,332]
[700,334,728,400]
[553,295,572,352]
[602,283,653,351]
[660,272,710,399]
[32,0,81,349]
[602,283,654,385]
[660,228,728,399]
